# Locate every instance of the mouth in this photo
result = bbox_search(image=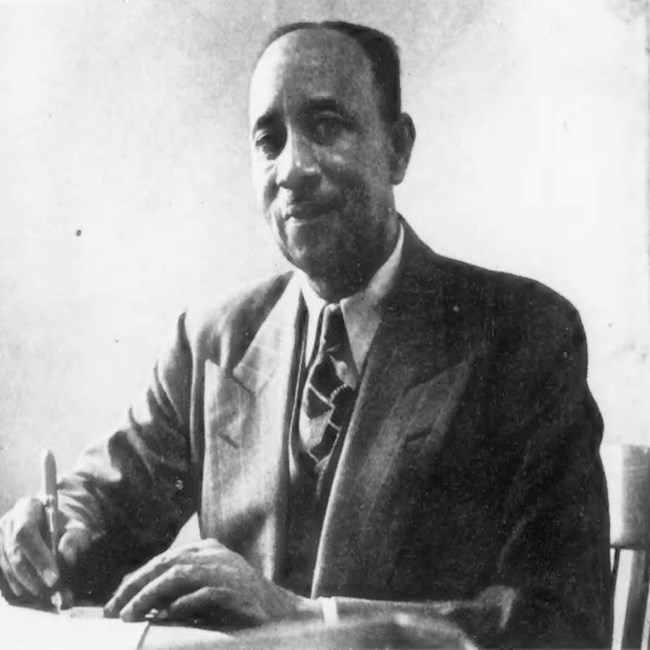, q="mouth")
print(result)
[281,201,336,221]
